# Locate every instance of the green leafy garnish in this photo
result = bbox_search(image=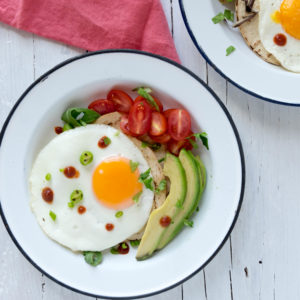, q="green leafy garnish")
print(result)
[130,160,139,172]
[144,177,154,191]
[176,199,183,208]
[114,130,120,137]
[158,157,165,163]
[133,87,159,111]
[63,123,73,131]
[212,12,225,24]
[226,45,236,56]
[188,138,198,149]
[115,211,123,218]
[139,168,151,181]
[49,210,56,221]
[121,243,128,249]
[110,247,119,255]
[80,151,93,166]
[61,108,100,128]
[133,191,143,203]
[212,9,234,24]
[184,219,194,228]
[83,251,103,266]
[103,136,111,146]
[155,179,167,193]
[224,9,234,22]
[141,141,161,151]
[187,132,209,150]
[130,240,140,247]
[68,190,83,208]
[59,168,64,172]
[45,173,51,181]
